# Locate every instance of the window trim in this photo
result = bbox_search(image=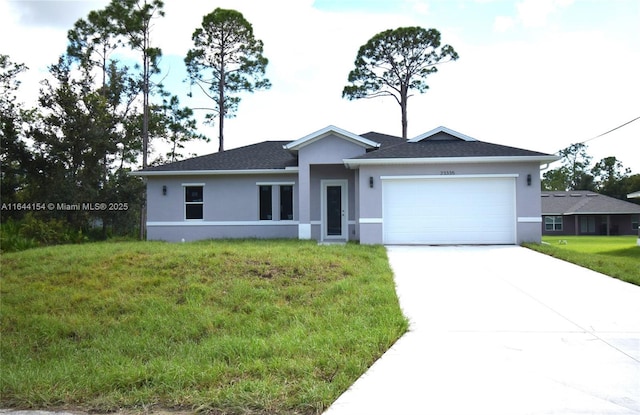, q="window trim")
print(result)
[544,215,563,231]
[183,183,205,220]
[280,185,294,221]
[256,182,295,221]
